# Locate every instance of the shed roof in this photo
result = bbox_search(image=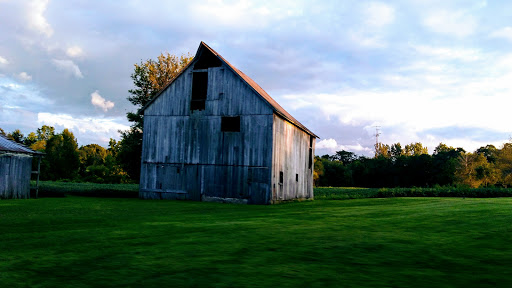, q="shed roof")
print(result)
[143,42,318,138]
[0,134,42,155]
